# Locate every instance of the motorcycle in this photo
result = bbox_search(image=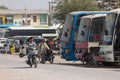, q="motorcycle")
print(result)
[41,49,55,64]
[26,47,37,68]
